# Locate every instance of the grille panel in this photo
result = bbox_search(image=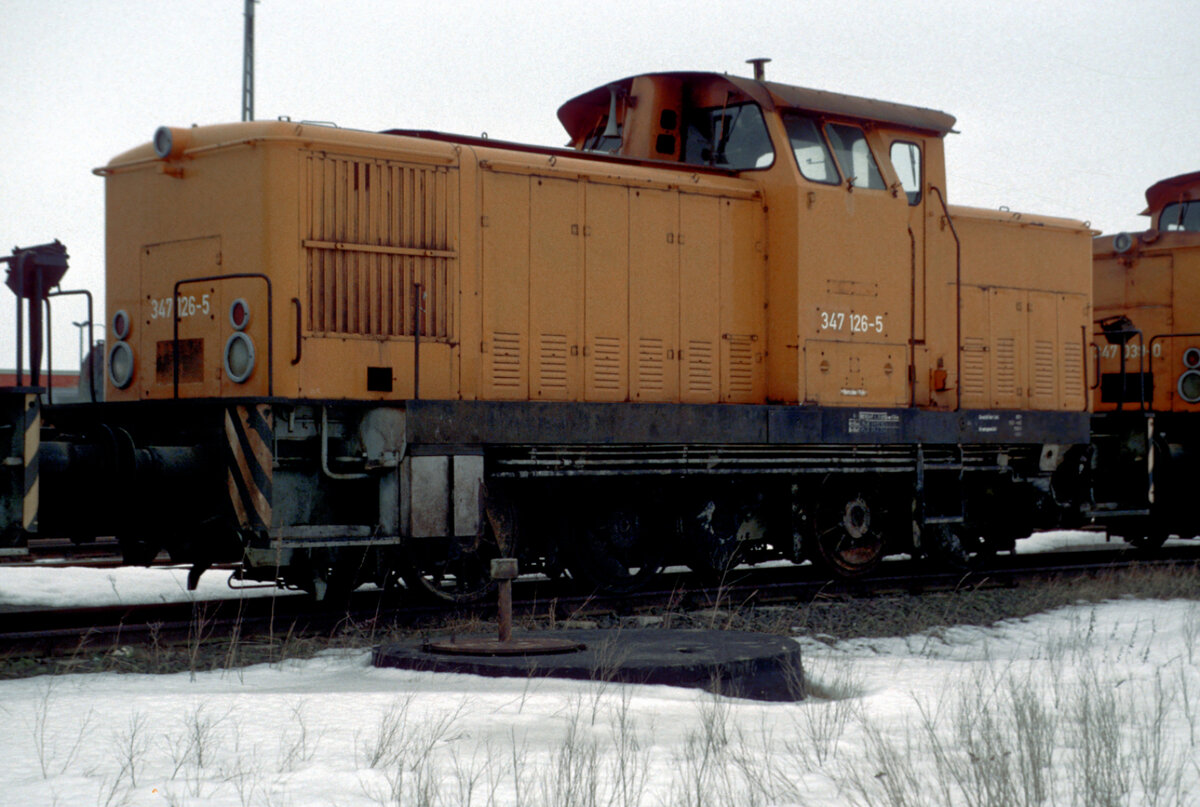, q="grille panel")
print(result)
[727,335,755,395]
[591,336,622,391]
[491,331,522,388]
[303,153,456,340]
